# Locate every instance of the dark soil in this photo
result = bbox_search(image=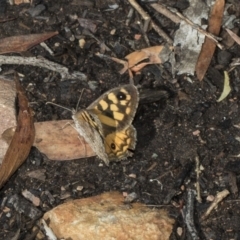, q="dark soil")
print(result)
[1,0,240,239]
